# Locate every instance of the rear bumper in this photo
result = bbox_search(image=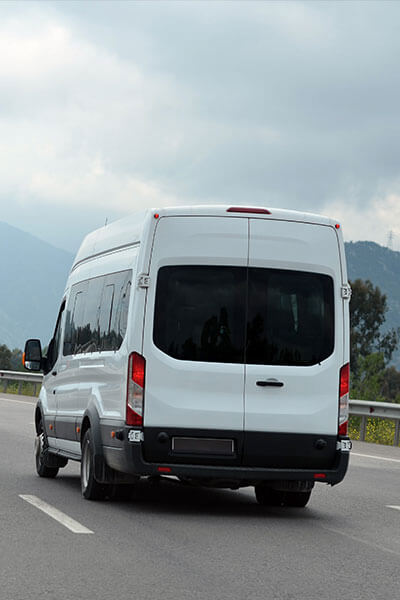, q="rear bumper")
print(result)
[102,428,350,486]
